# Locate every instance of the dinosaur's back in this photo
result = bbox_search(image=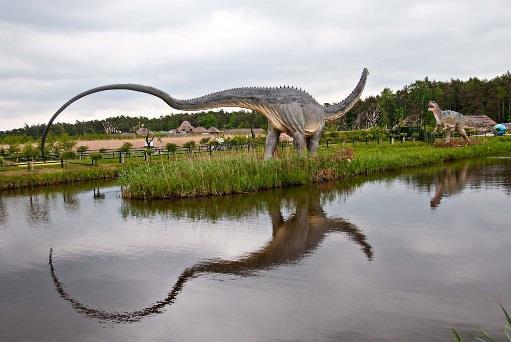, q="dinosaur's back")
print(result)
[441,110,466,127]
